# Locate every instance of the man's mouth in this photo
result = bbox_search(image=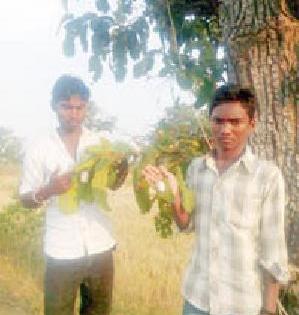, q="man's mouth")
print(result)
[219,137,233,142]
[218,138,235,147]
